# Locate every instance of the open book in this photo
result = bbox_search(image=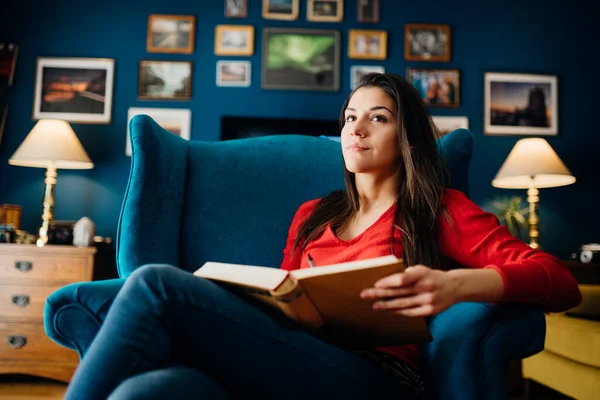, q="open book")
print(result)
[193,255,431,348]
